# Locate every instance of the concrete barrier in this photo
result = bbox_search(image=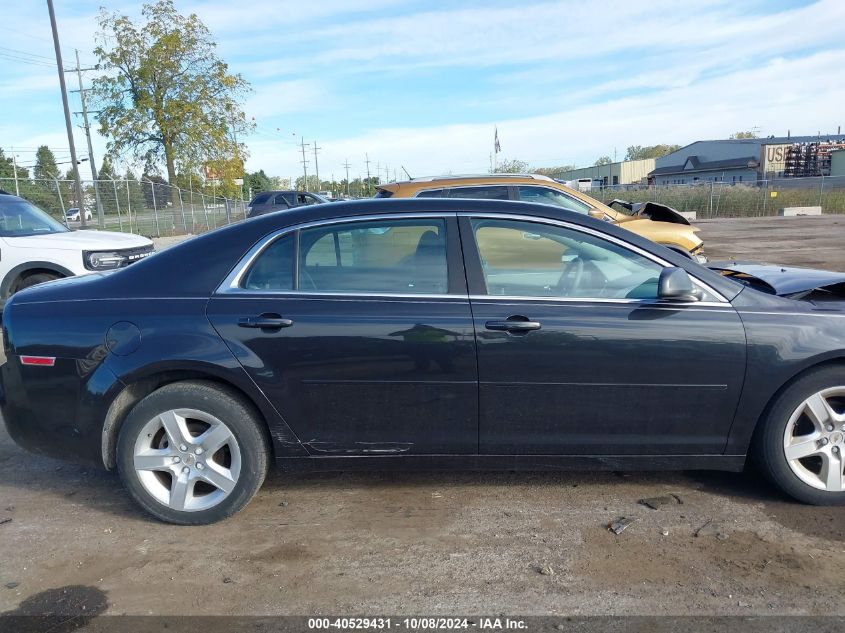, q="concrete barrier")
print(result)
[779,206,822,216]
